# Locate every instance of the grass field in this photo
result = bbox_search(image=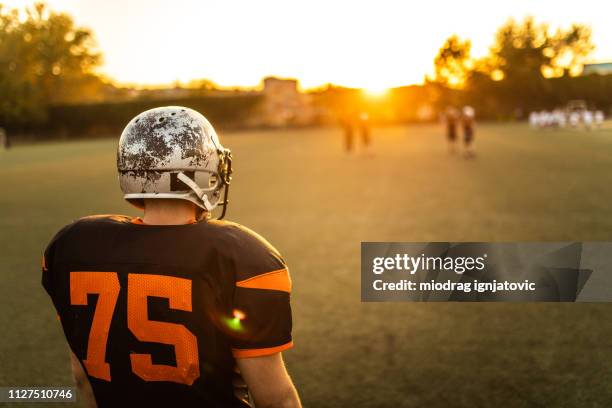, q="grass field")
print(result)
[2,123,612,407]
